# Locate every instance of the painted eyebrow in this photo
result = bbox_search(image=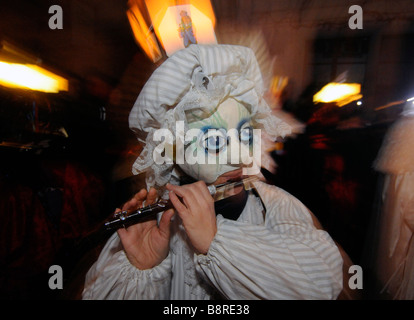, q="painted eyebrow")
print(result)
[236,118,252,131]
[200,125,214,133]
[200,125,223,133]
[200,120,251,134]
